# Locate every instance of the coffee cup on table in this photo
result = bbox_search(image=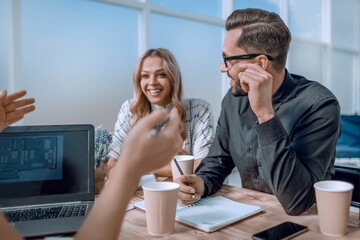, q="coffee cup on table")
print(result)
[171,155,195,181]
[314,180,354,237]
[142,182,180,236]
